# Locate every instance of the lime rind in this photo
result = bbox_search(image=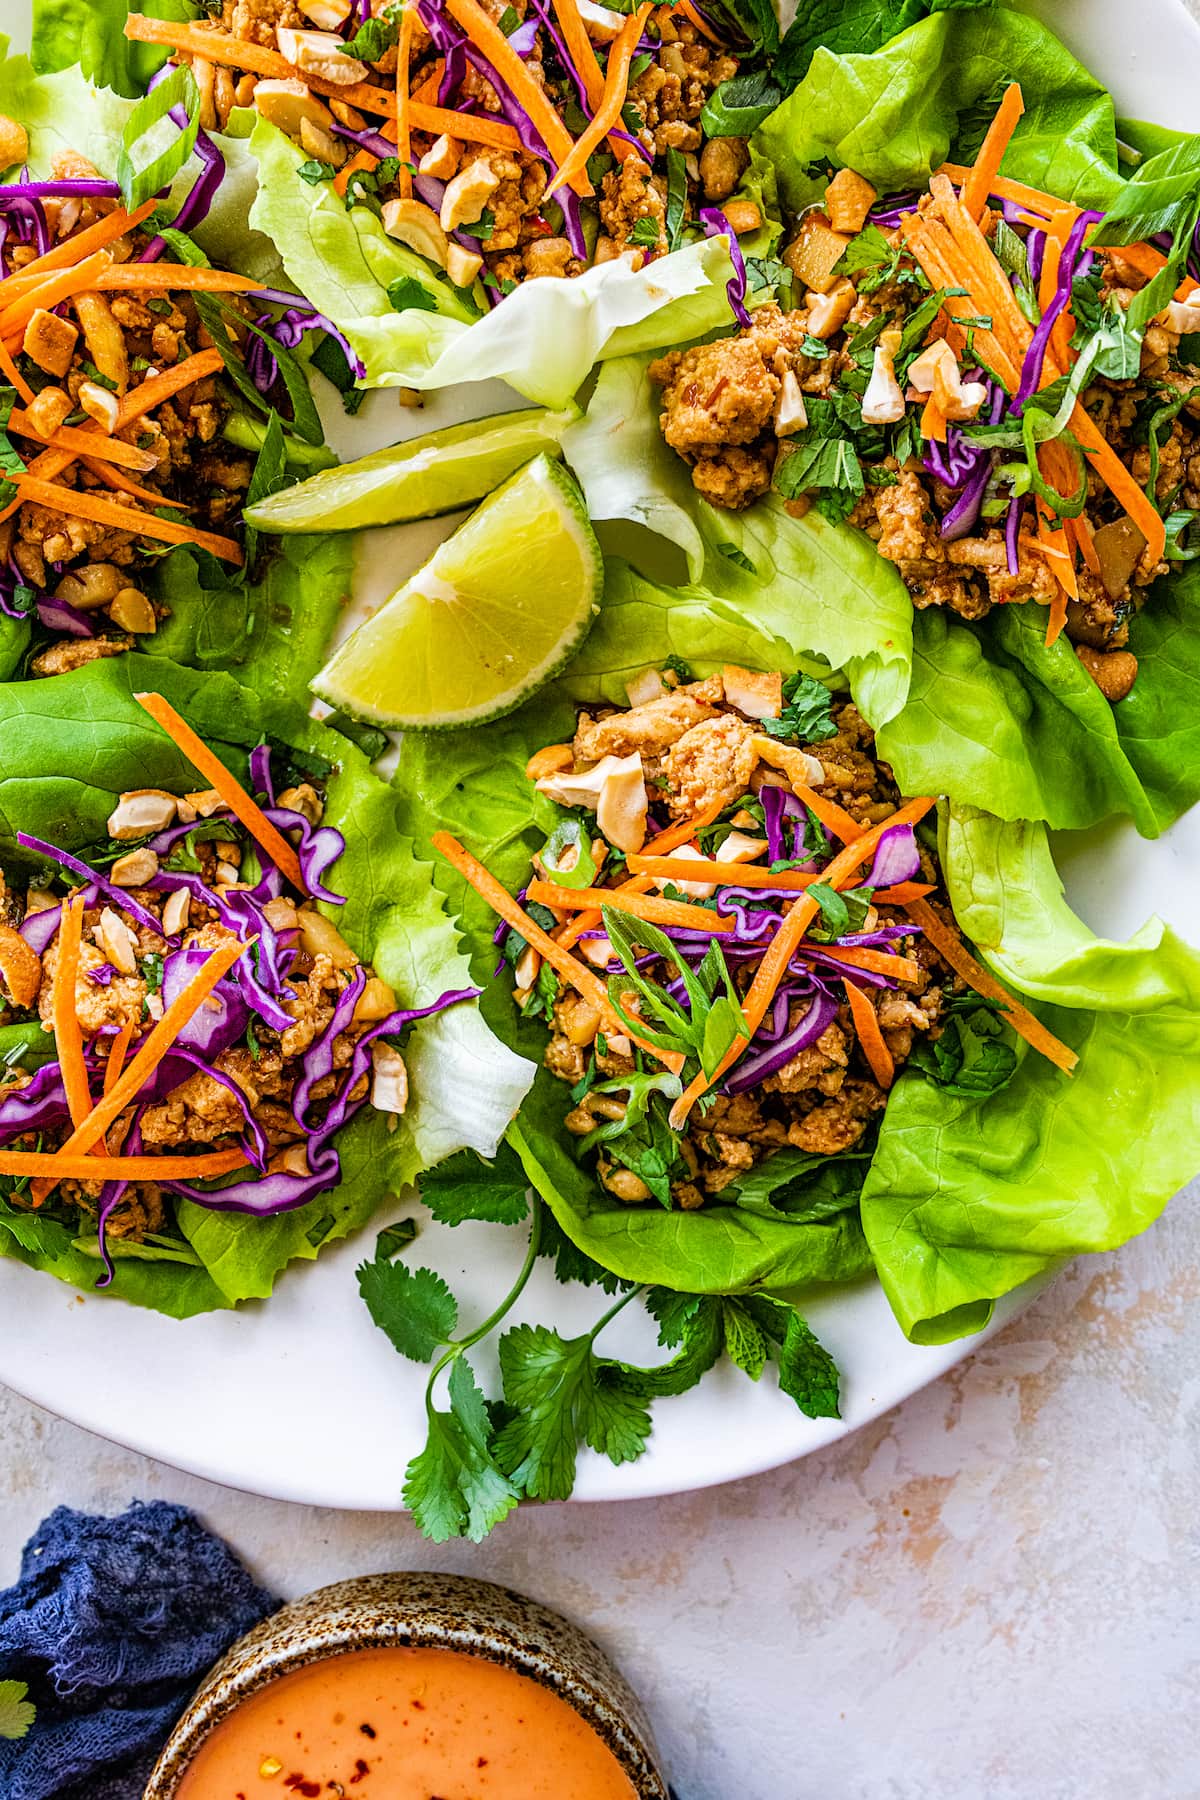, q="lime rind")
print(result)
[244,403,580,533]
[312,455,602,731]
